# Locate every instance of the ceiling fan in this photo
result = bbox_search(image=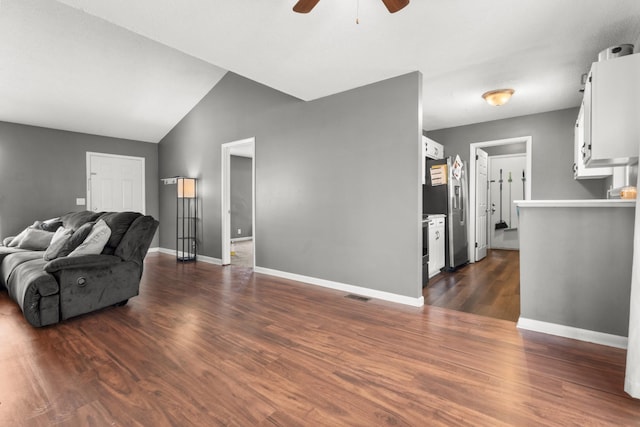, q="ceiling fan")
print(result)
[293,0,410,14]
